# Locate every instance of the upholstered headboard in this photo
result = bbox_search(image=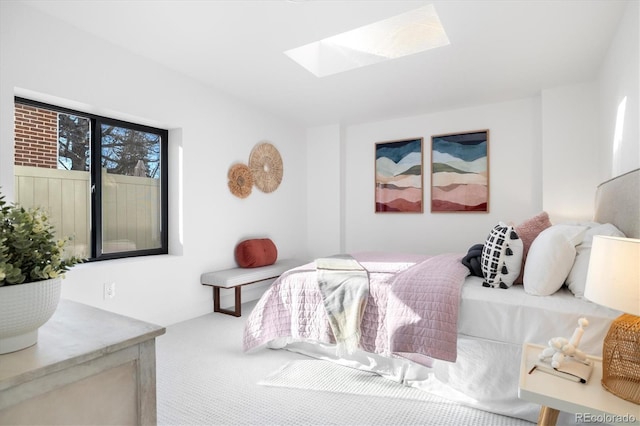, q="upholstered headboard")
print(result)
[594,168,640,238]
